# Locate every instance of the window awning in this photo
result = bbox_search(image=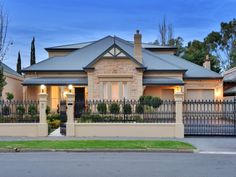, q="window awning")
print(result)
[143,77,184,86]
[22,77,88,86]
